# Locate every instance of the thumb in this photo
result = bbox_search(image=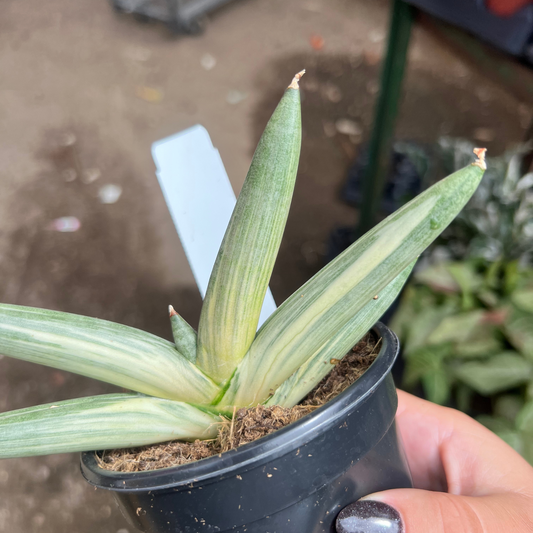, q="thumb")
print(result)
[335,489,533,533]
